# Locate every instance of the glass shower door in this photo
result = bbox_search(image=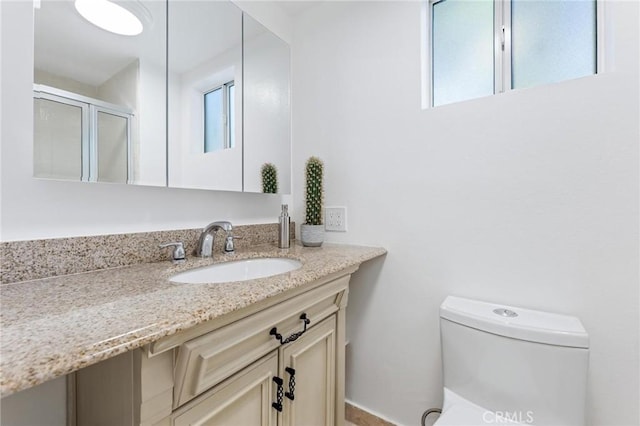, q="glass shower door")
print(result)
[34,86,133,184]
[95,110,131,184]
[33,96,88,180]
